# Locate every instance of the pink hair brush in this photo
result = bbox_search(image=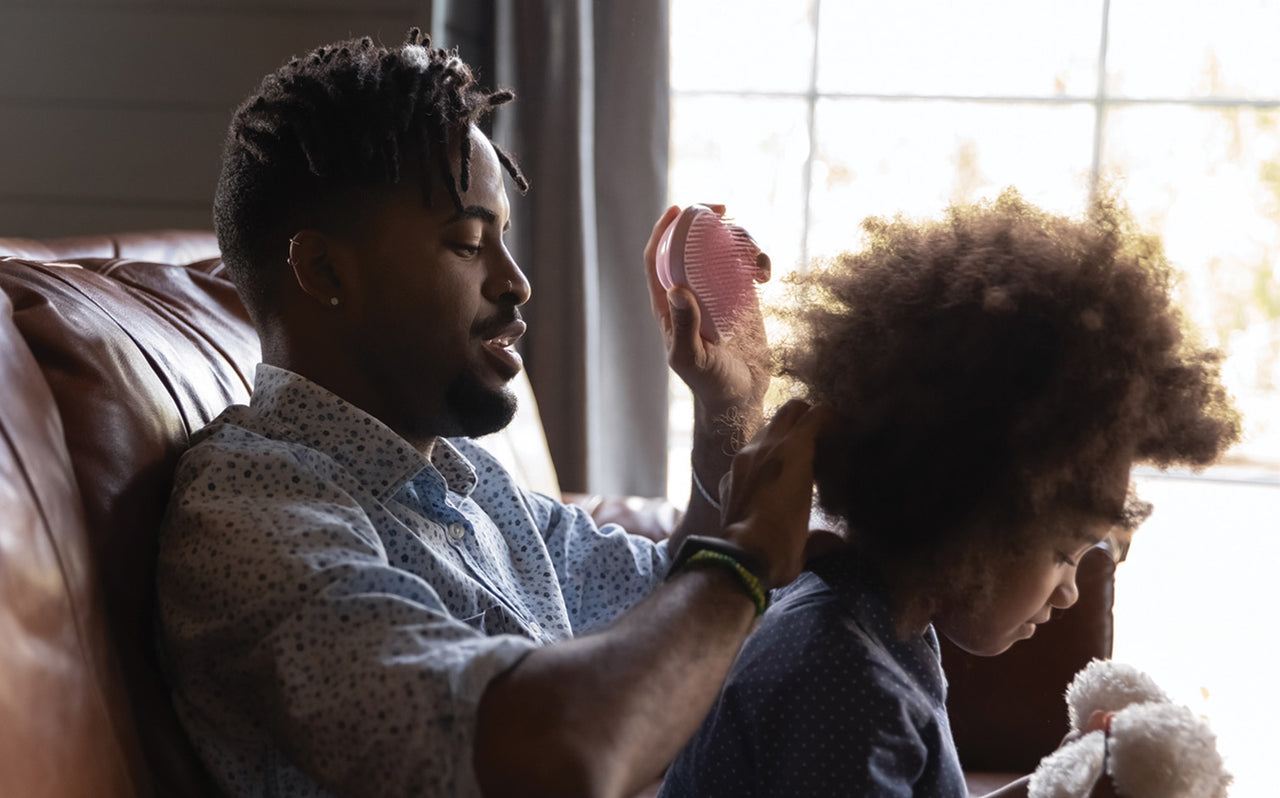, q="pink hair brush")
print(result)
[655,204,771,342]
